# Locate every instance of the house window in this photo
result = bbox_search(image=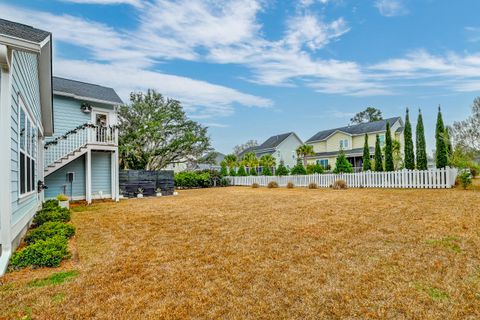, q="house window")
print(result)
[18,98,37,196]
[379,134,385,147]
[339,139,349,149]
[317,159,329,168]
